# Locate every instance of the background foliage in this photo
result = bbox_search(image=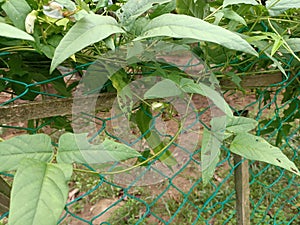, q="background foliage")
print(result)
[0,0,299,224]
